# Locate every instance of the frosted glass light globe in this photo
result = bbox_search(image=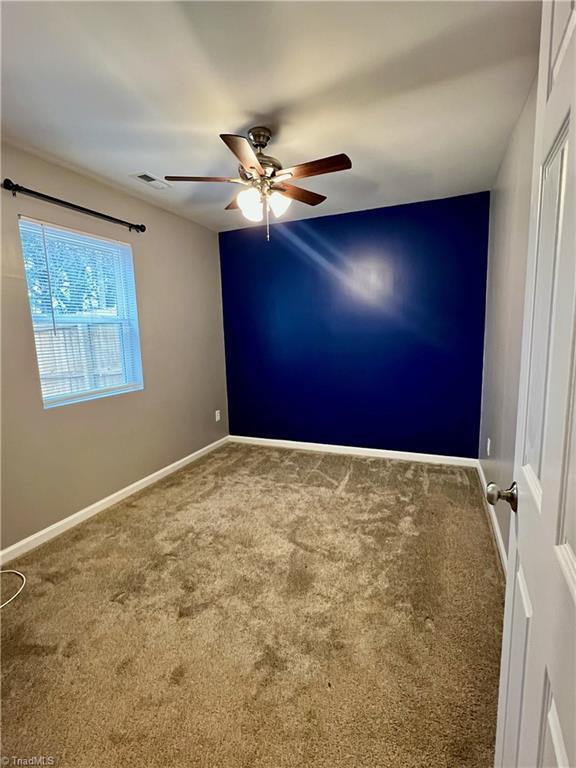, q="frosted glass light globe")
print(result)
[268,191,292,218]
[237,188,263,222]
